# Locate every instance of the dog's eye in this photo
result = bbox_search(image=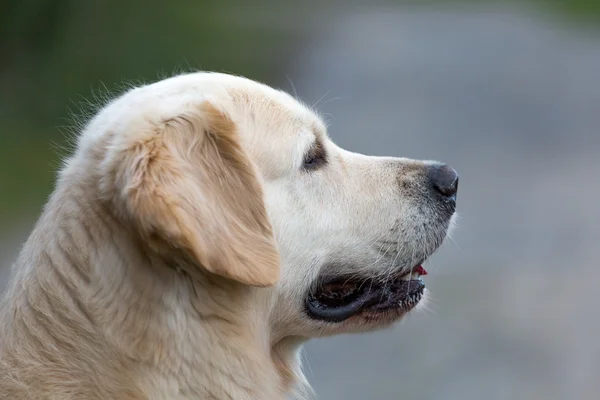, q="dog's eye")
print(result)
[303,155,325,169]
[302,141,327,171]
